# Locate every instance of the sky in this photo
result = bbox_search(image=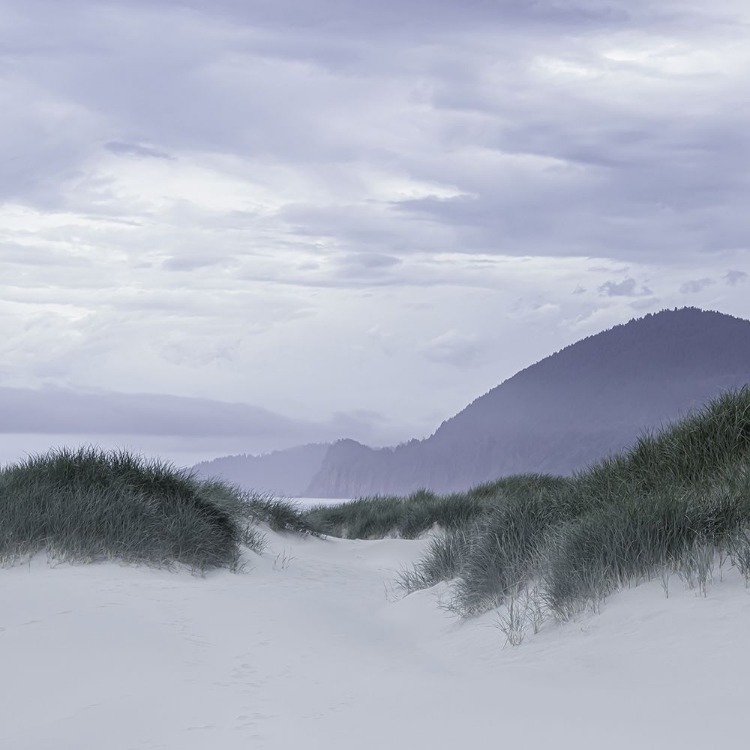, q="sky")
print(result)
[2,0,750,467]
